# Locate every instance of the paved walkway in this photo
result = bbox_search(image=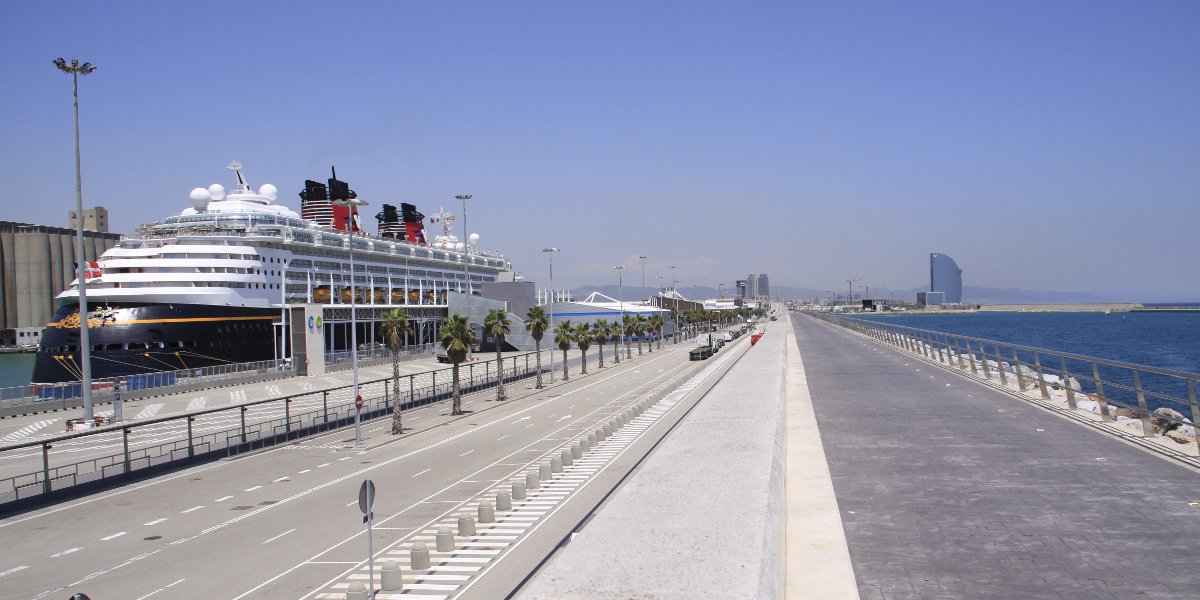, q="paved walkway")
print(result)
[794,313,1200,599]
